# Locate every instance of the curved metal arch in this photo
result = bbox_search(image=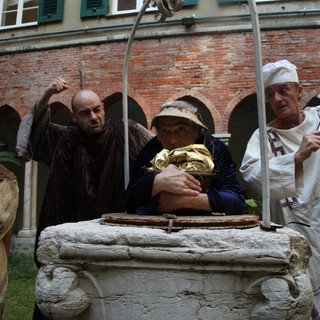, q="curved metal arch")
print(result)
[122,1,271,230]
[122,0,184,188]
